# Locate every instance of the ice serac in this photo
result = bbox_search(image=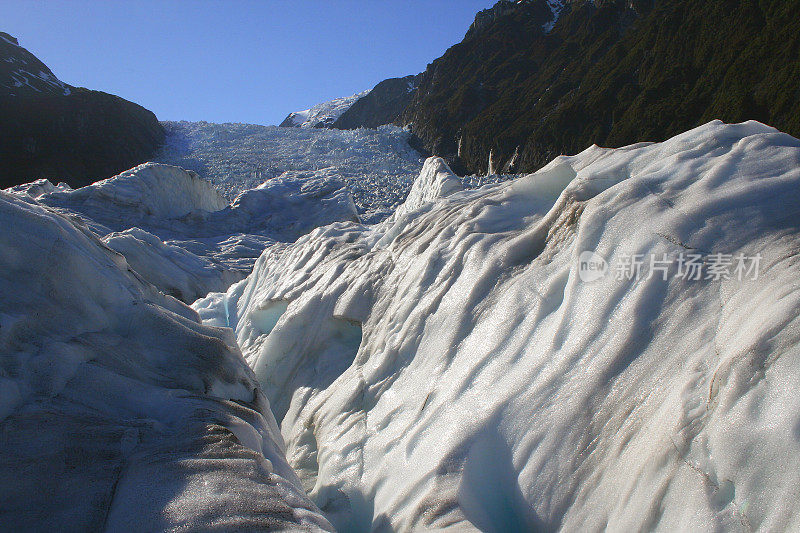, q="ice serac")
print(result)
[195,121,800,531]
[392,156,463,220]
[5,178,72,199]
[157,121,424,223]
[0,192,333,531]
[42,162,228,229]
[23,162,360,302]
[101,227,242,303]
[216,171,360,240]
